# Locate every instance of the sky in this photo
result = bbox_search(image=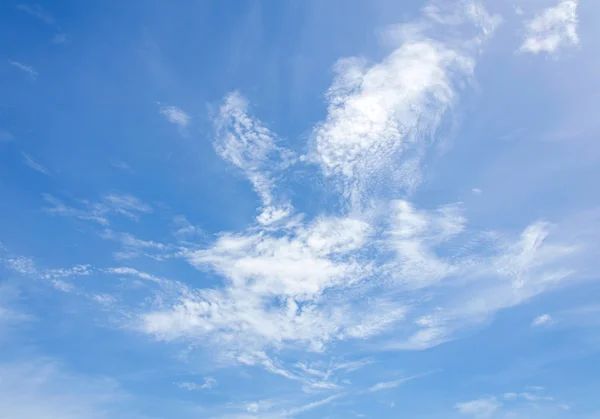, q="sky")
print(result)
[1,0,599,418]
